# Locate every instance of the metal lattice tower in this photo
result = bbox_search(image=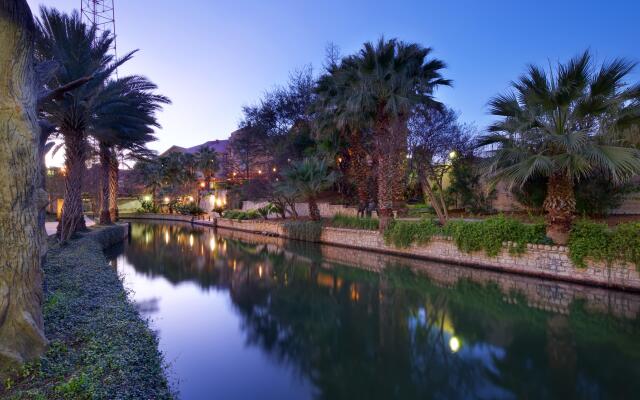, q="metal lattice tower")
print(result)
[80,1,118,63]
